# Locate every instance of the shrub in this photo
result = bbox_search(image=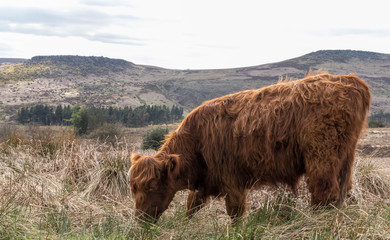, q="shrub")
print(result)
[141,127,169,150]
[0,125,75,157]
[28,127,75,158]
[90,123,124,145]
[368,119,386,128]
